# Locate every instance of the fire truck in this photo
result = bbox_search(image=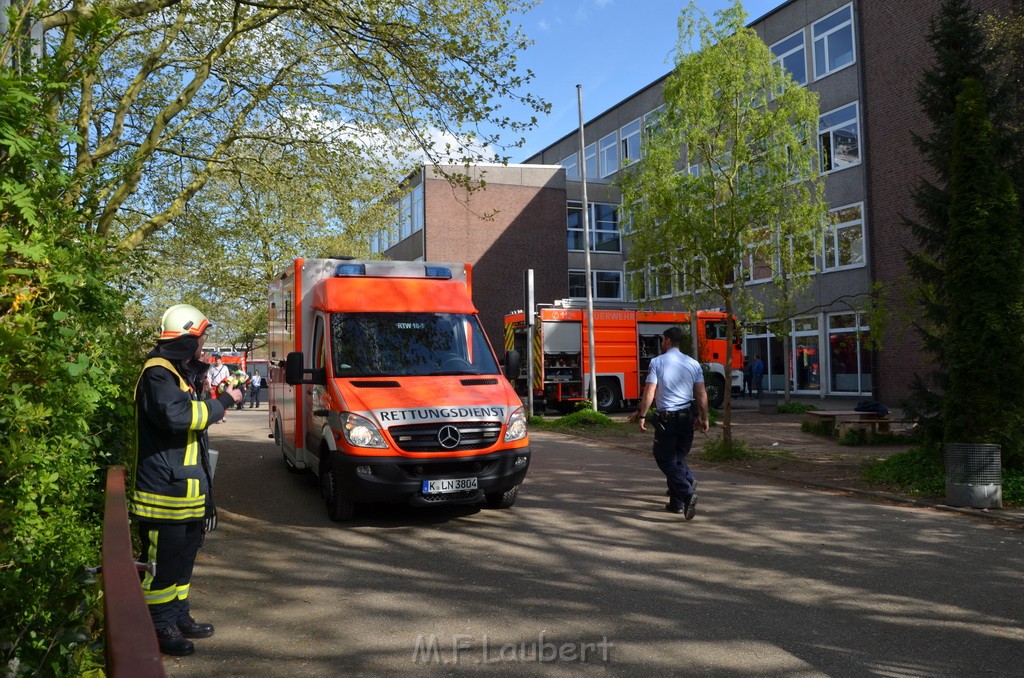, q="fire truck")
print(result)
[268,258,530,521]
[503,302,743,412]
